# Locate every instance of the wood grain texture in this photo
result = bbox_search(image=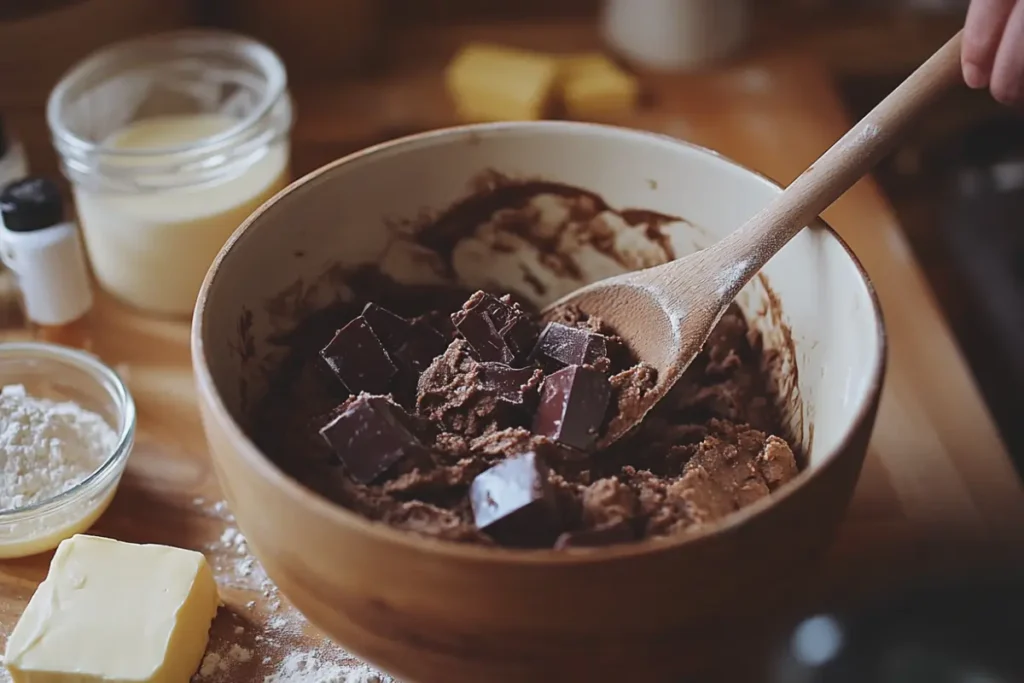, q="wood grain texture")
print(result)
[0,0,197,108]
[1,21,1022,682]
[214,0,385,78]
[0,7,964,194]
